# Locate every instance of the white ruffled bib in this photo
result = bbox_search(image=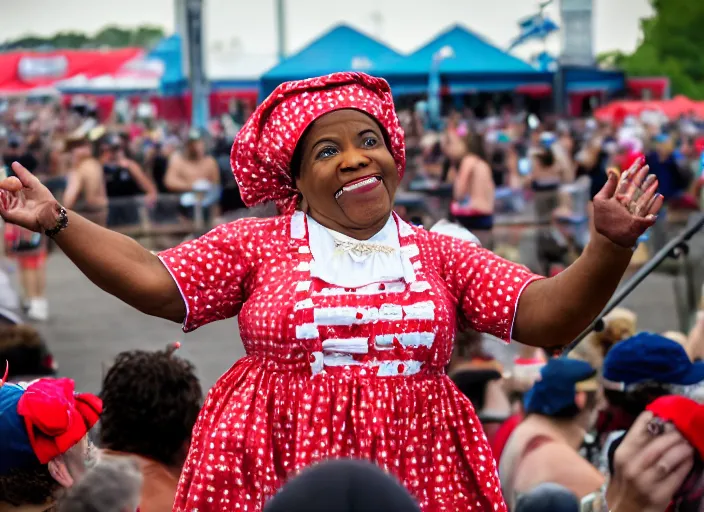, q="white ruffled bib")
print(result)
[307,214,416,288]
